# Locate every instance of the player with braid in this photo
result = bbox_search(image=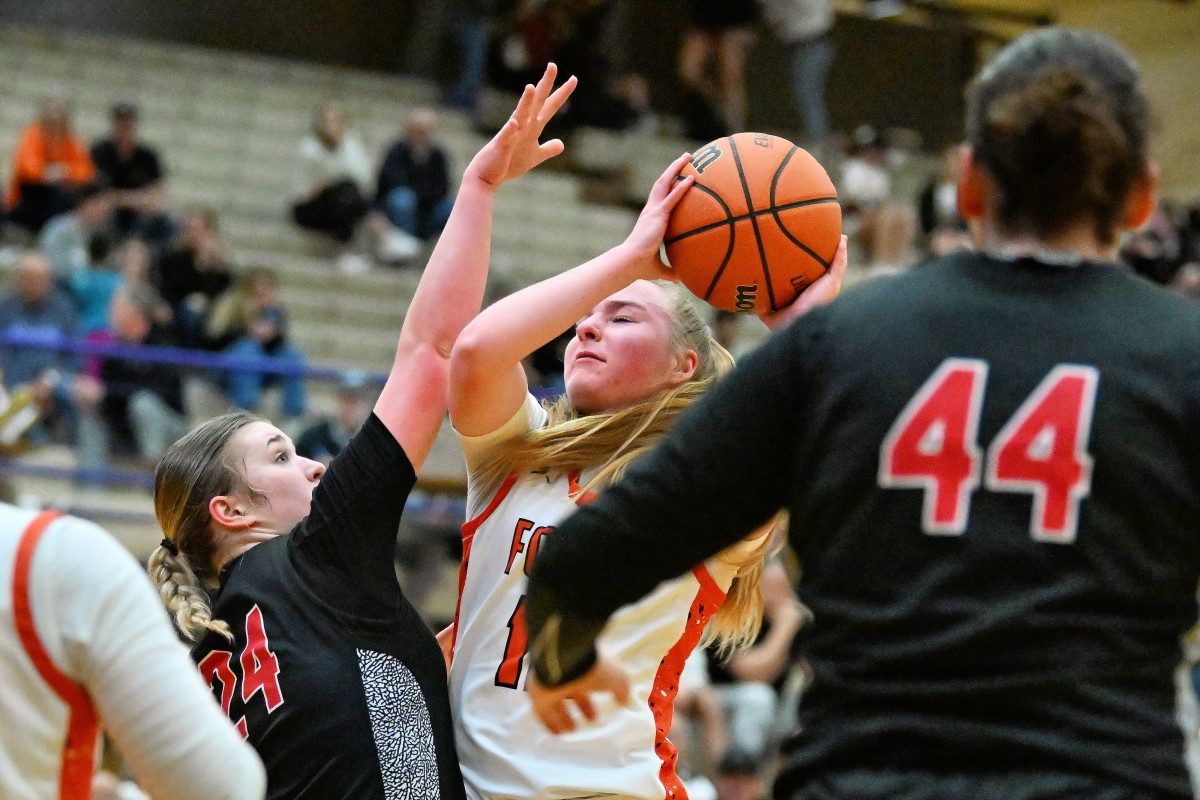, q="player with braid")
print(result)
[147,65,575,800]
